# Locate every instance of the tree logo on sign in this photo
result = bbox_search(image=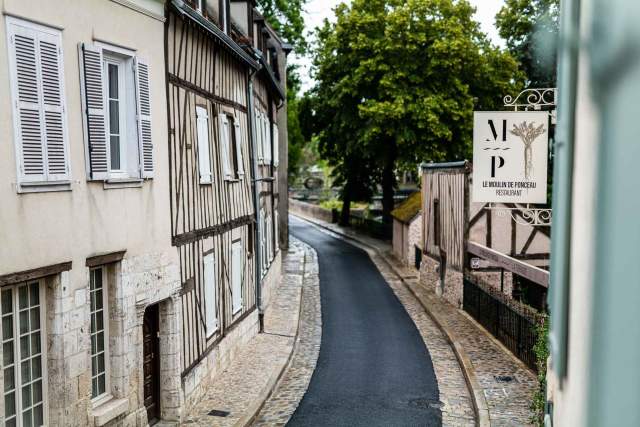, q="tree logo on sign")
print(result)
[510,121,546,180]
